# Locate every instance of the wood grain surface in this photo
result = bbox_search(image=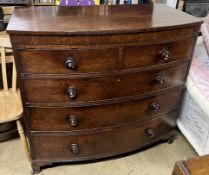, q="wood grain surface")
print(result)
[7,4,202,174]
[172,155,209,175]
[7,4,202,35]
[28,87,182,131]
[22,62,188,103]
[17,38,195,74]
[31,112,177,161]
